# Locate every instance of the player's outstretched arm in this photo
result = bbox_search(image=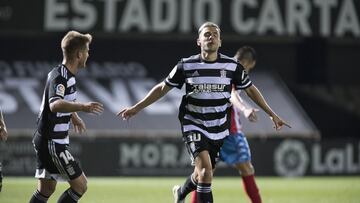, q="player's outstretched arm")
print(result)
[244,85,291,130]
[50,100,104,115]
[118,81,172,120]
[230,88,259,122]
